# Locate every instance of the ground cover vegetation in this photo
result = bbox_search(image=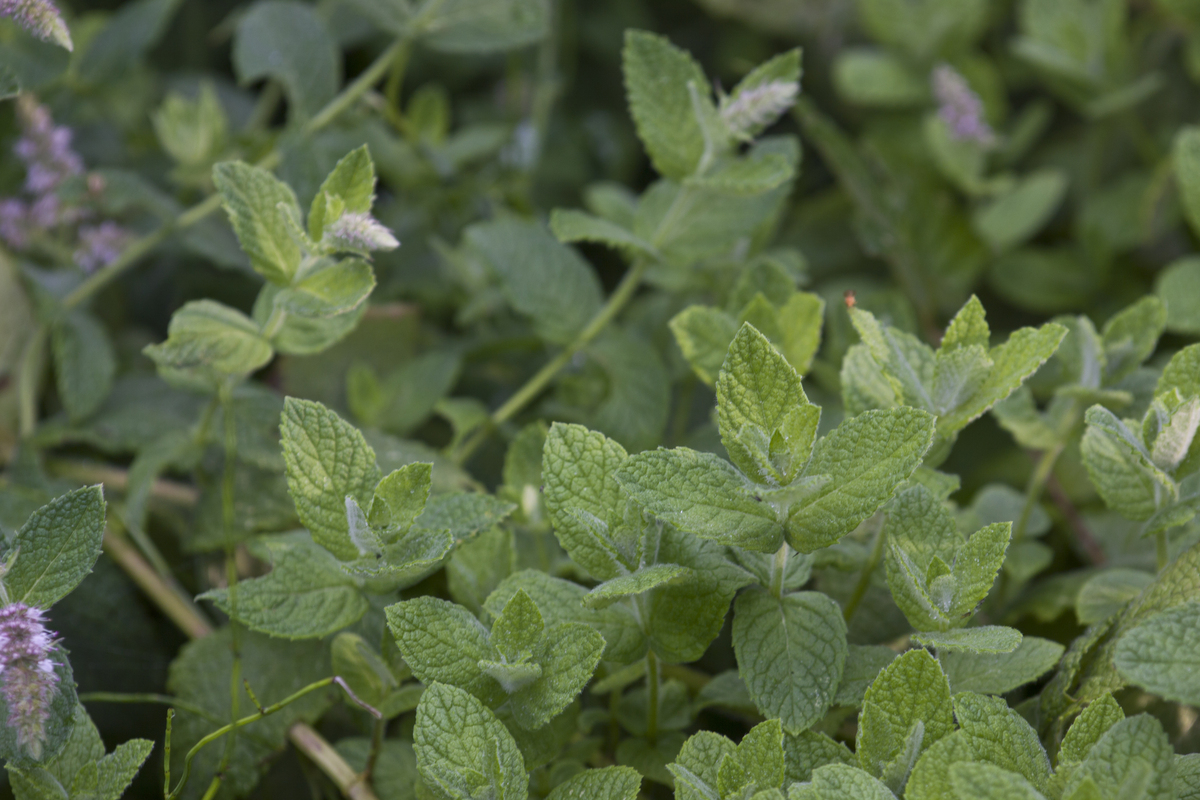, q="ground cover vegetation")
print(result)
[1,0,1200,798]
